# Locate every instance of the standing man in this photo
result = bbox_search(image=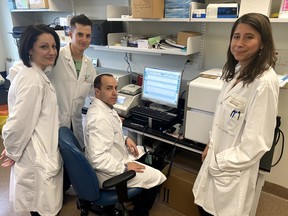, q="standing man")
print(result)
[49,14,97,148]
